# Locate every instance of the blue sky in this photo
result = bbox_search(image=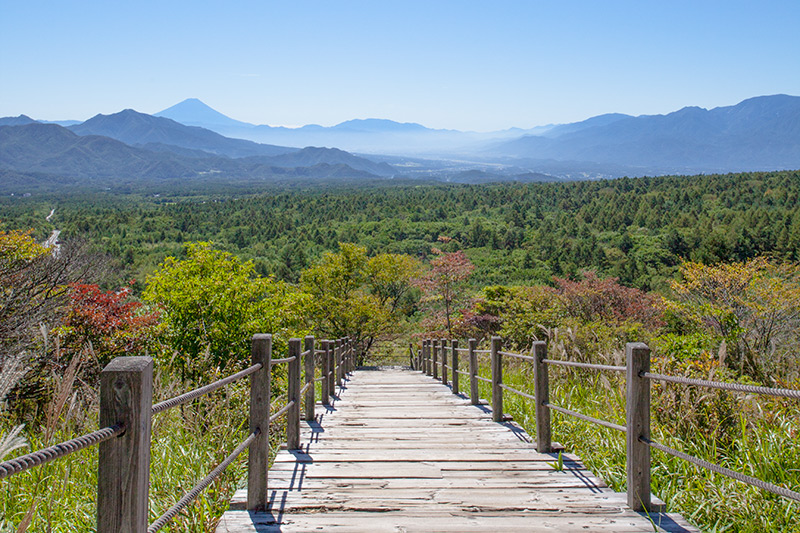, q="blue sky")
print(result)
[1,1,798,130]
